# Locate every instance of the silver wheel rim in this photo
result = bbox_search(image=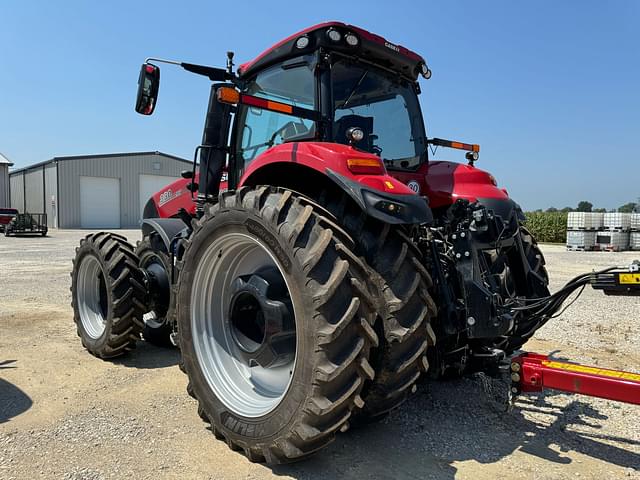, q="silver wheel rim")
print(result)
[77,254,108,339]
[191,232,298,418]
